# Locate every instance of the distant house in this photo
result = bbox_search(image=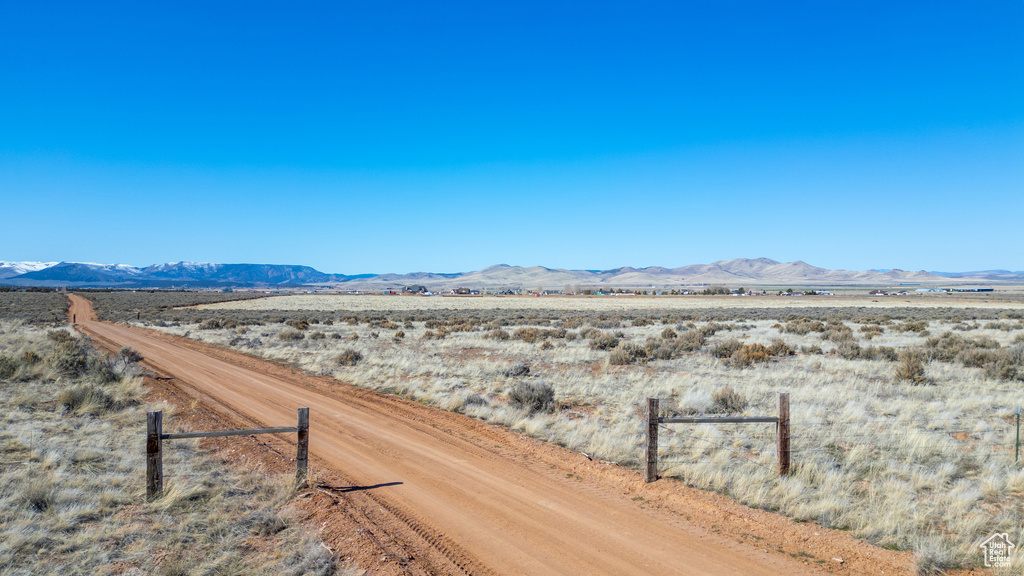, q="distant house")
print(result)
[868,290,888,296]
[402,285,428,294]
